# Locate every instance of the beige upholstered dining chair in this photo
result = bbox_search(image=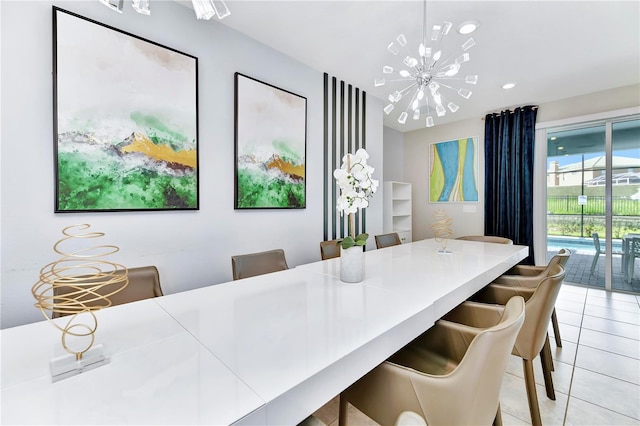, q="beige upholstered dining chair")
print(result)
[445,264,566,426]
[339,296,525,426]
[496,248,571,348]
[320,240,341,260]
[231,249,289,280]
[456,235,514,244]
[52,265,163,318]
[375,233,402,249]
